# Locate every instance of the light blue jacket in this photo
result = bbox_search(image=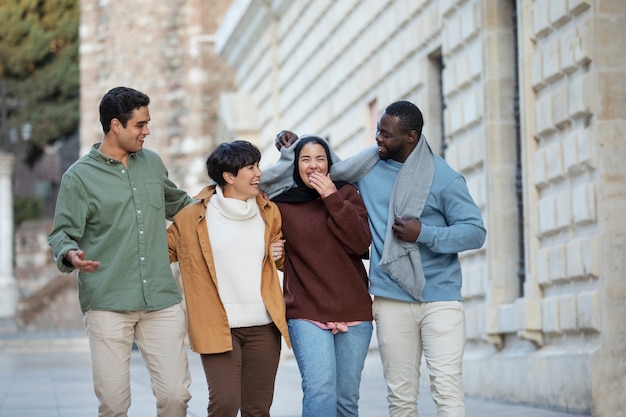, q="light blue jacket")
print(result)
[358,155,486,302]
